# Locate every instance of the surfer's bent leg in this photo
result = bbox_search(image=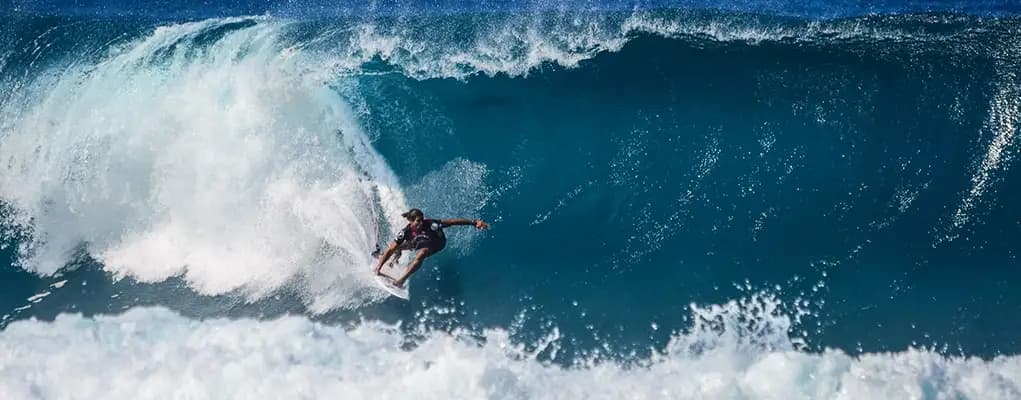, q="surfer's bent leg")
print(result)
[393,239,446,287]
[394,248,432,287]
